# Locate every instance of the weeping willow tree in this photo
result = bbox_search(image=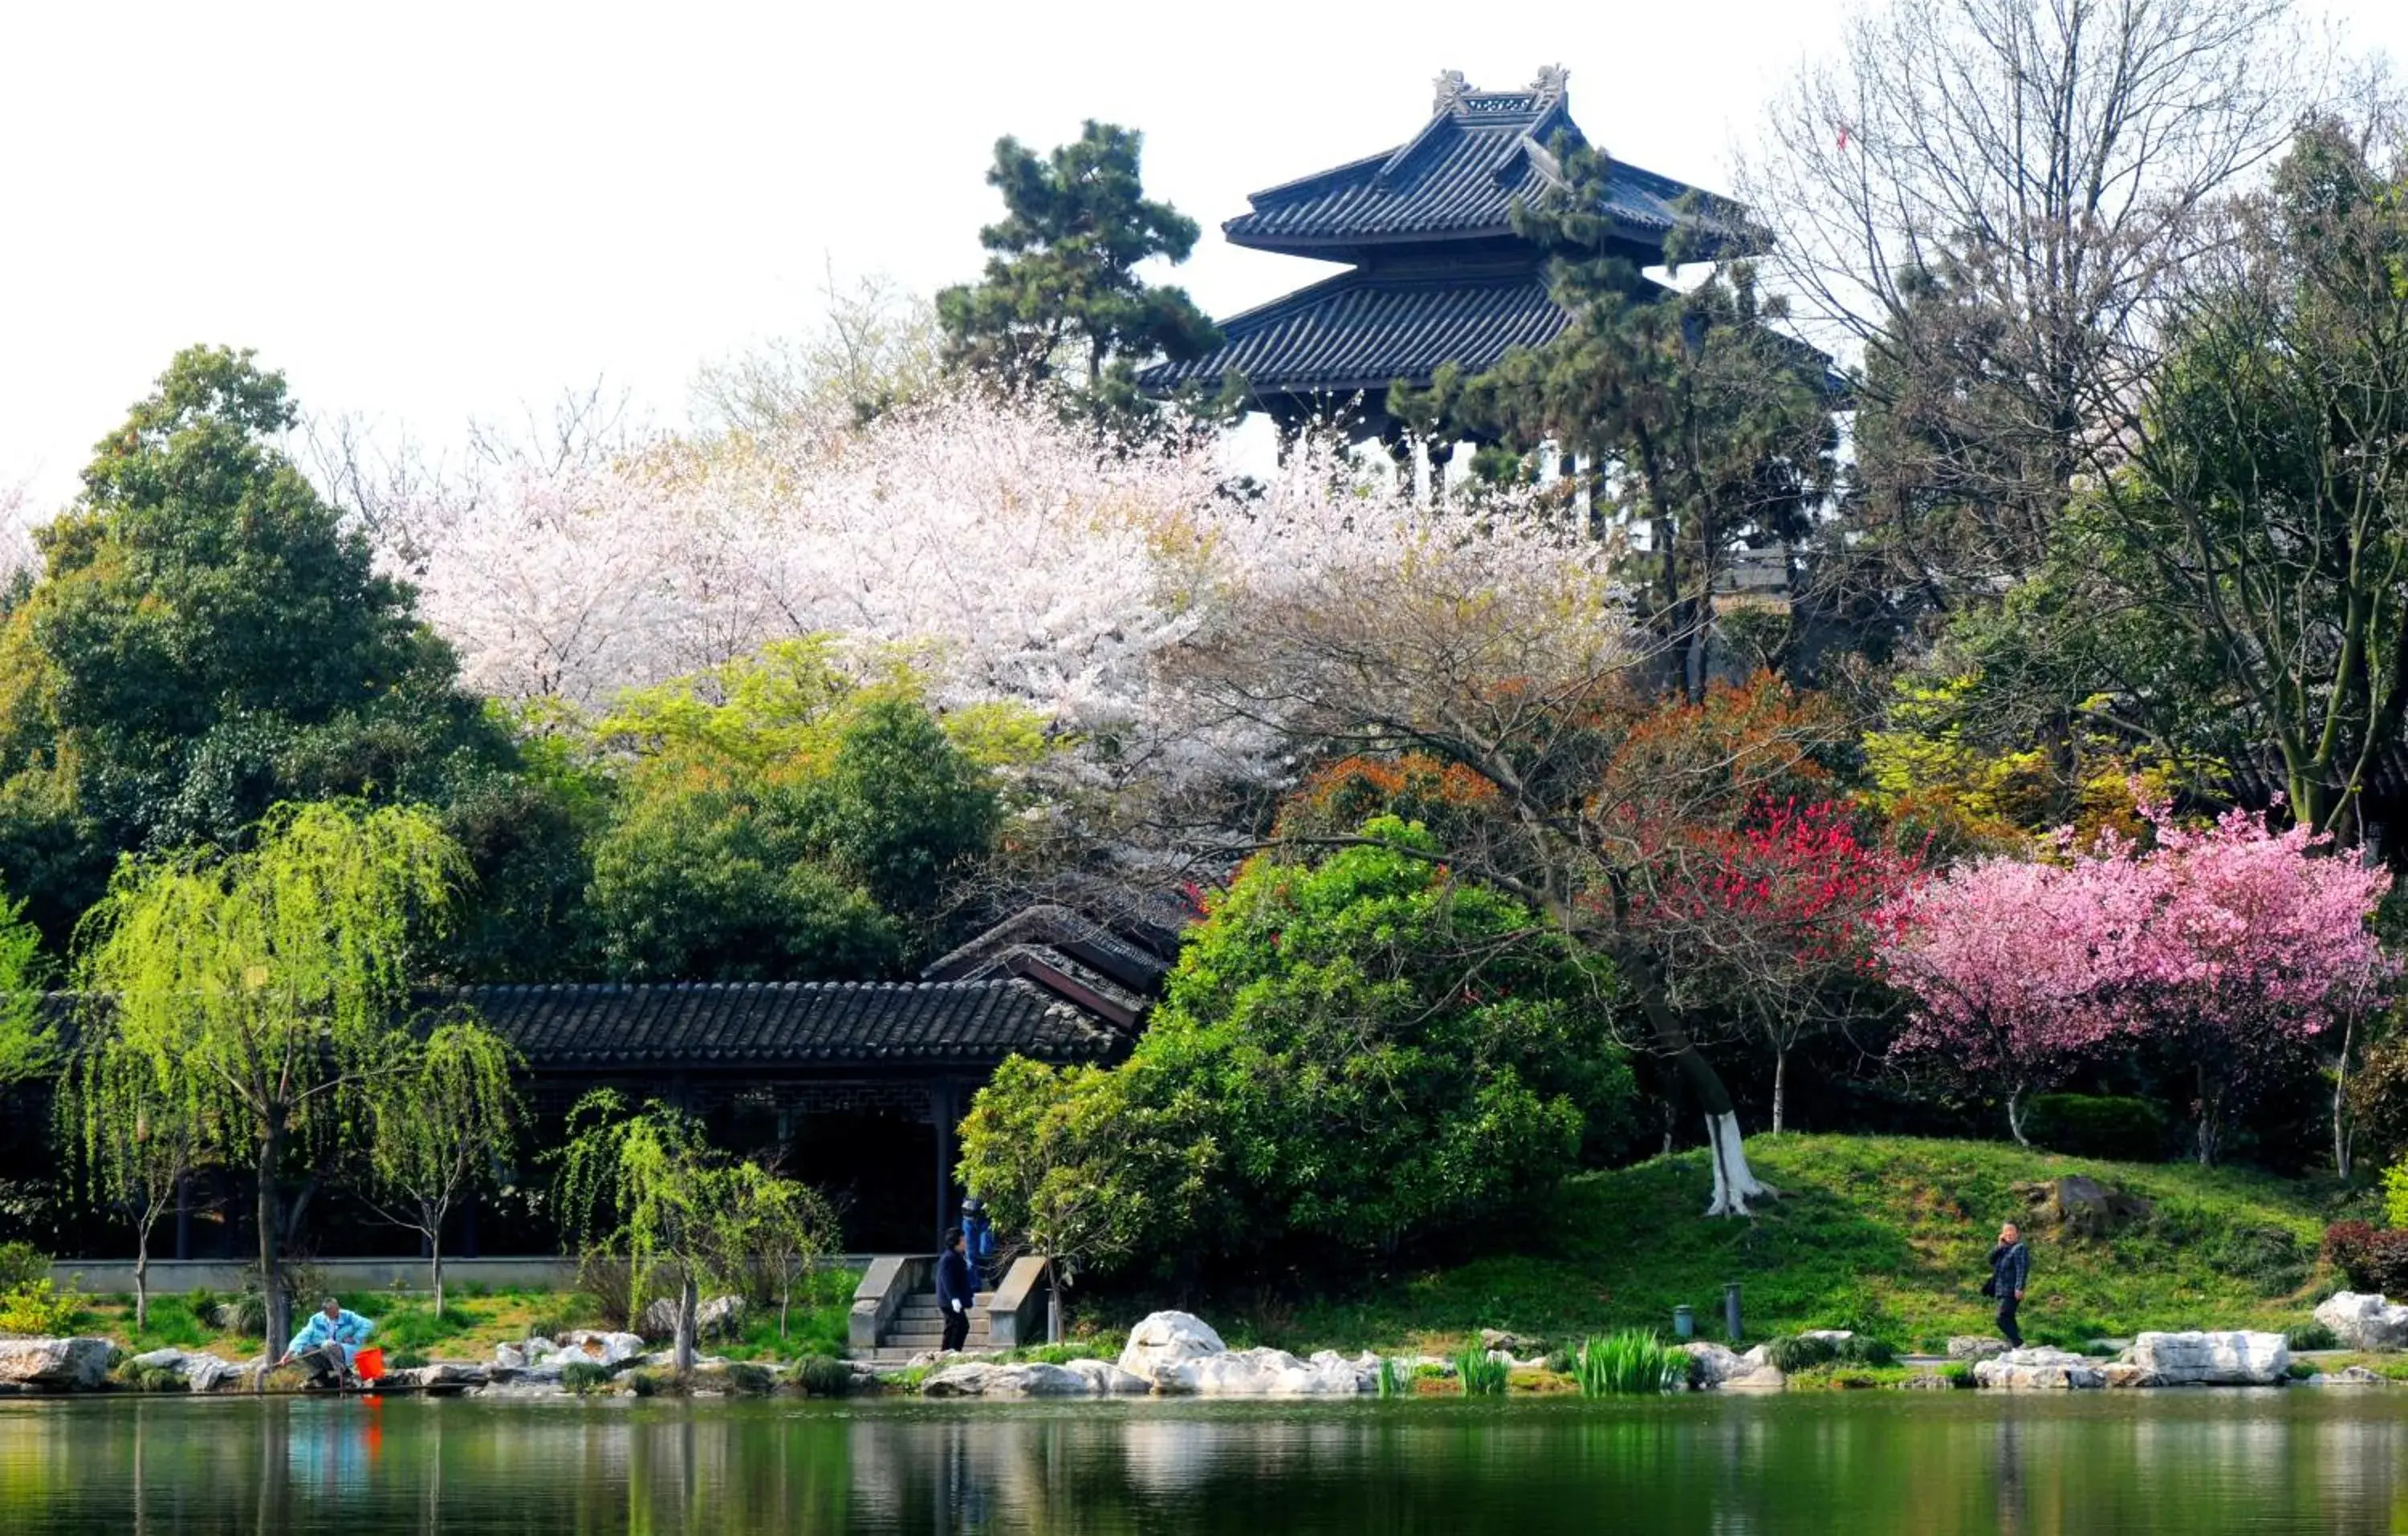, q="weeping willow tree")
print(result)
[75,801,463,1354]
[555,1090,835,1371]
[0,897,52,1085]
[364,1017,525,1316]
[63,1044,215,1328]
